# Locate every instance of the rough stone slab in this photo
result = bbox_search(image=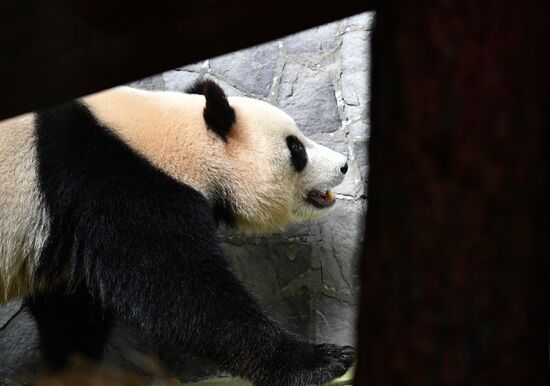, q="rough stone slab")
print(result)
[277,63,341,135]
[341,30,370,121]
[313,134,350,157]
[128,74,166,91]
[282,18,341,54]
[208,76,247,97]
[270,286,313,339]
[210,41,279,97]
[0,299,23,328]
[317,242,354,297]
[315,295,358,346]
[225,237,317,340]
[318,21,343,51]
[162,70,200,92]
[347,120,369,139]
[346,12,376,31]
[0,302,42,380]
[336,174,363,197]
[179,60,208,73]
[353,140,369,183]
[282,221,321,240]
[341,32,369,74]
[283,28,322,54]
[227,240,314,299]
[318,199,365,291]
